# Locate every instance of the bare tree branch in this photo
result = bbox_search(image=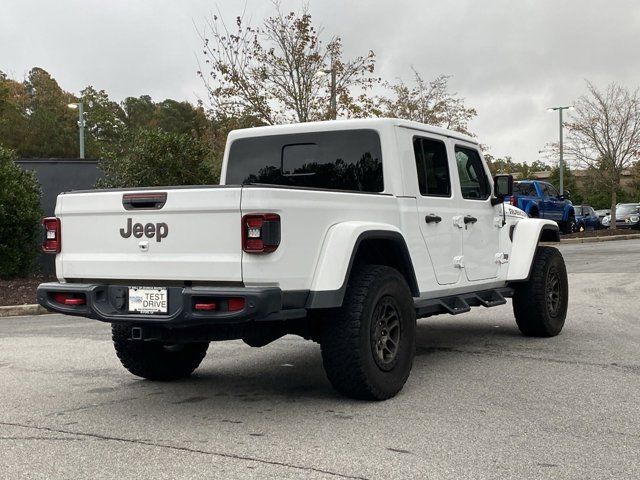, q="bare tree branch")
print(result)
[566,81,640,227]
[197,4,378,124]
[377,69,477,135]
